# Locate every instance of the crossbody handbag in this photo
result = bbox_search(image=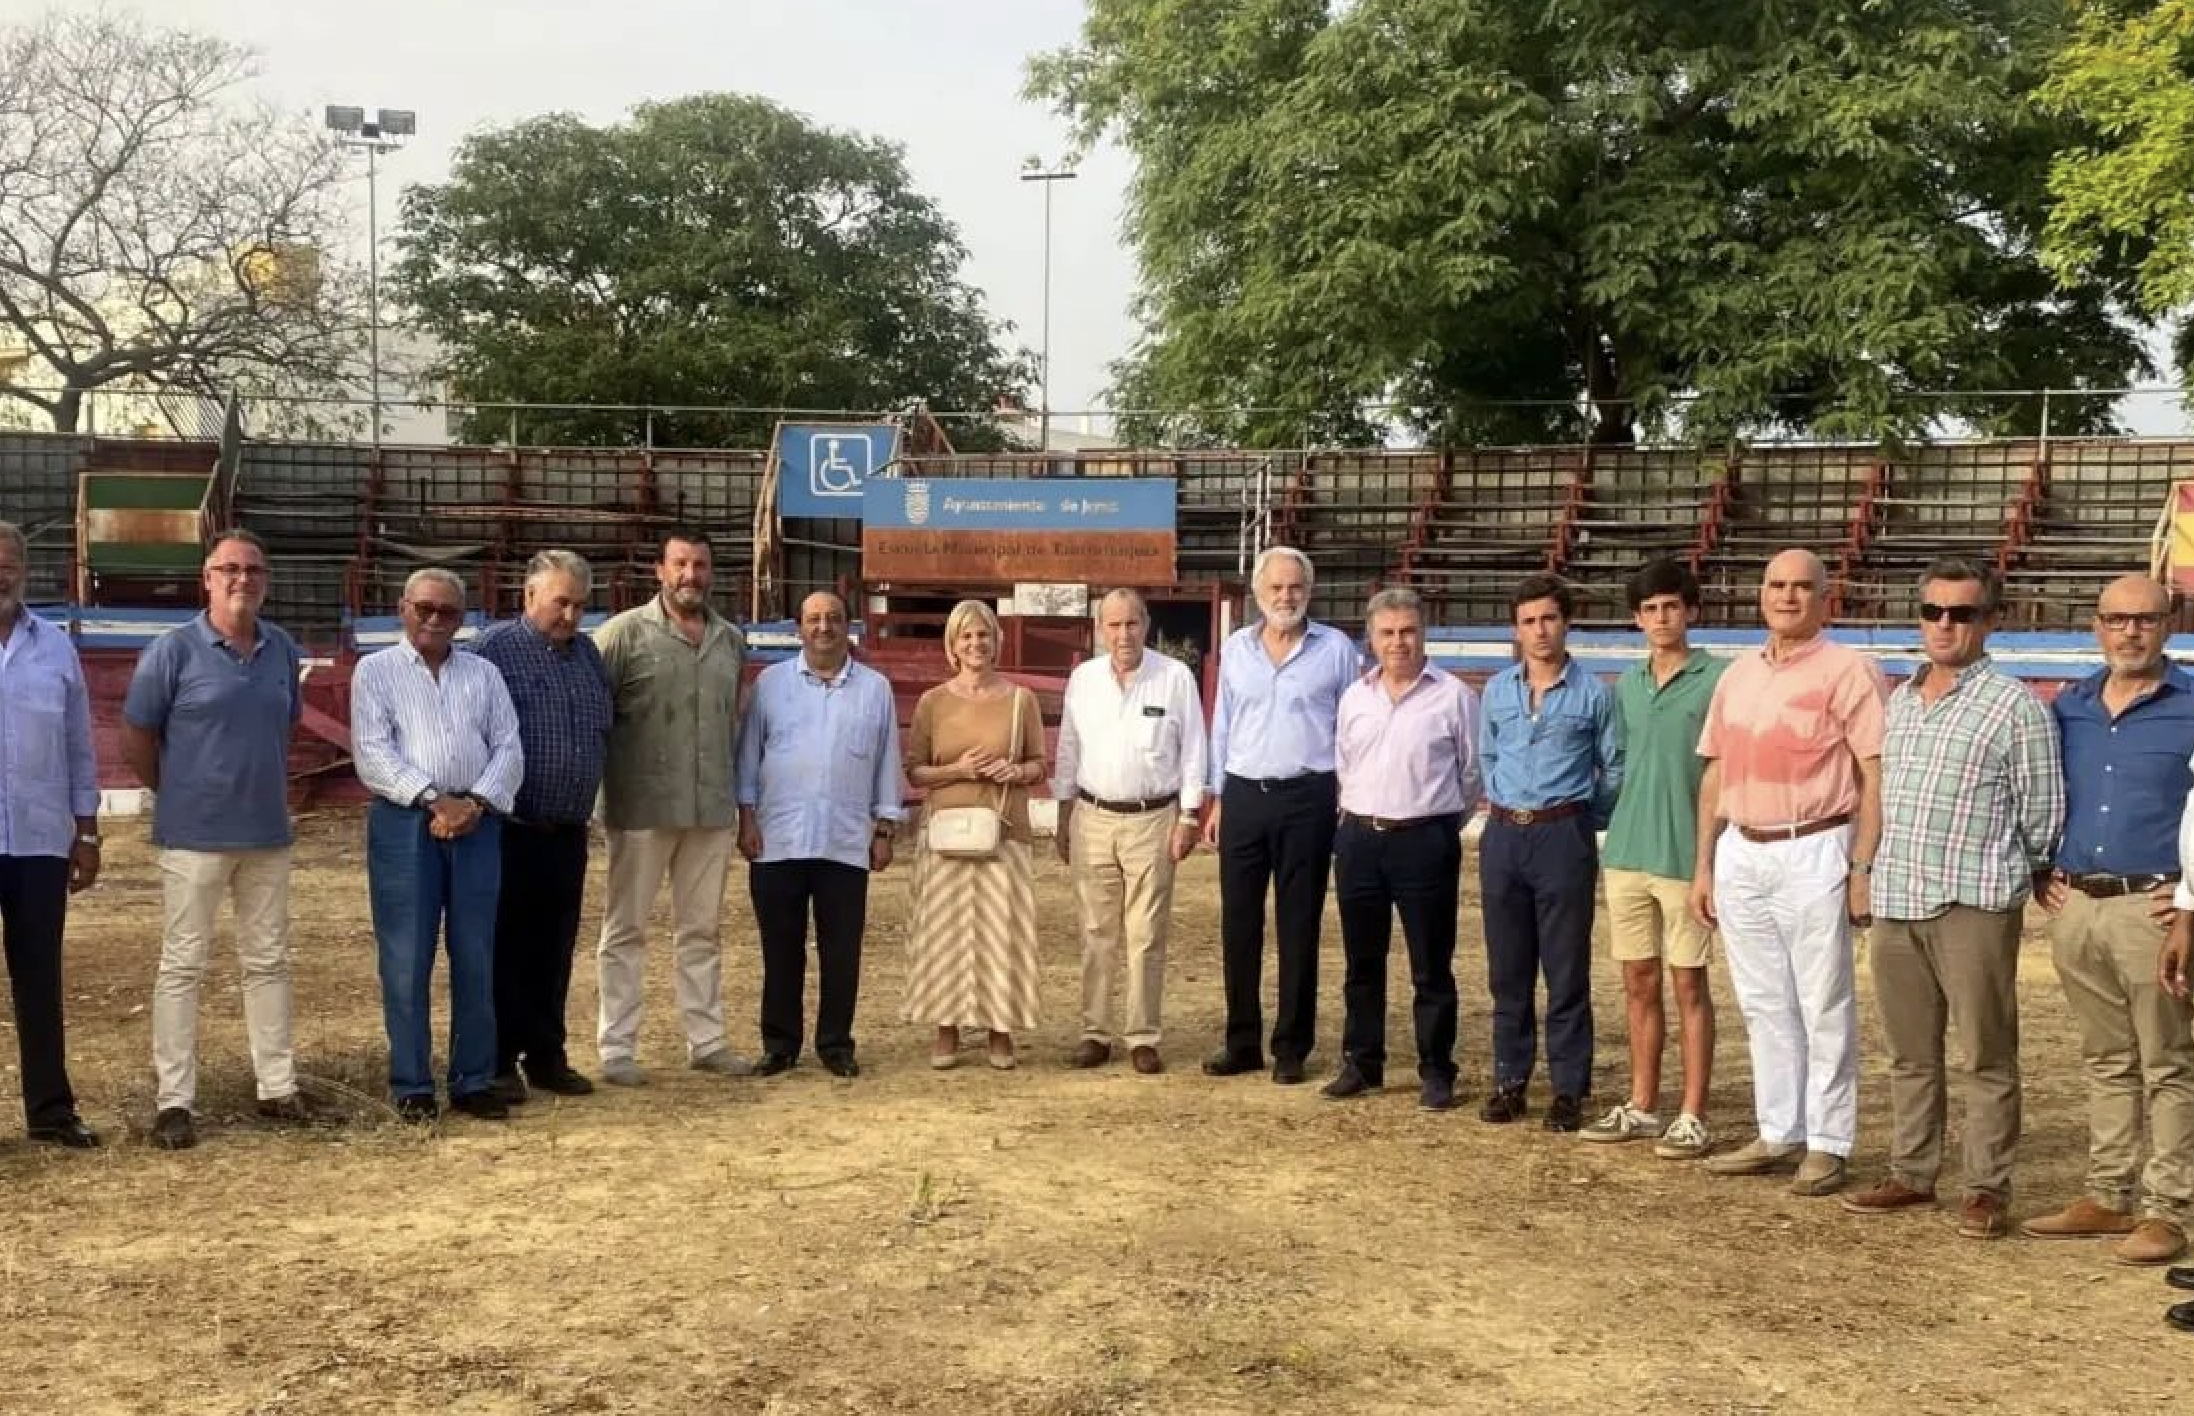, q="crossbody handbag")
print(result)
[925,686,1027,858]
